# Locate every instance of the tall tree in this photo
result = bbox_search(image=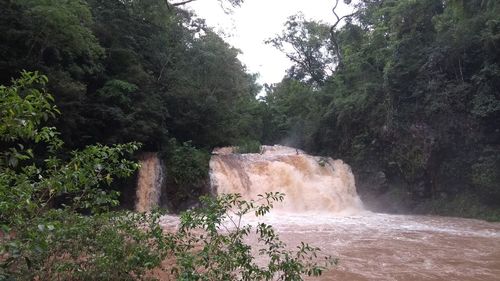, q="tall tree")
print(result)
[266,0,500,210]
[267,14,335,87]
